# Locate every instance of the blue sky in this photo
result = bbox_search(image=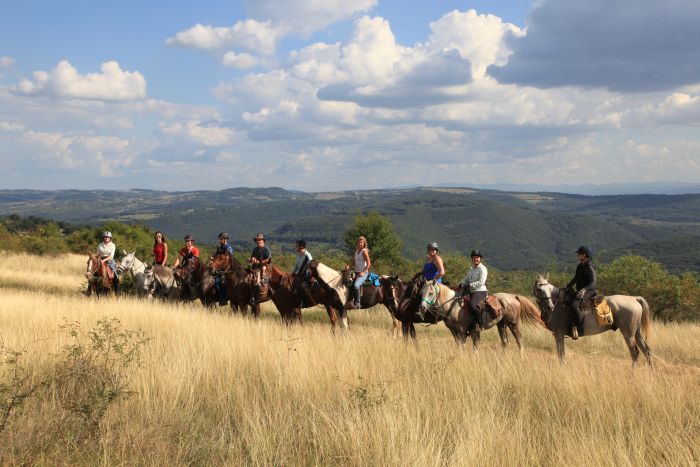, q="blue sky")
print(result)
[1,0,699,191]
